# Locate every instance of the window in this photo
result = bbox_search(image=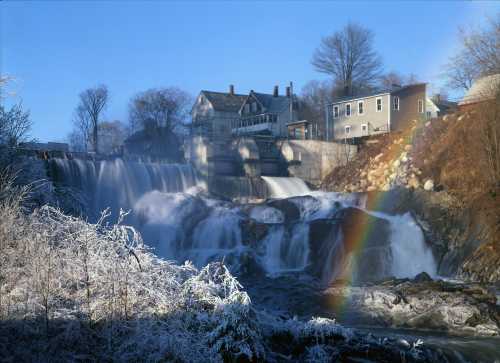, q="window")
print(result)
[345,125,351,135]
[333,105,339,118]
[418,99,424,113]
[346,103,351,117]
[361,124,368,133]
[426,111,431,120]
[244,104,250,114]
[393,96,400,110]
[358,101,364,115]
[376,98,382,112]
[251,102,257,113]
